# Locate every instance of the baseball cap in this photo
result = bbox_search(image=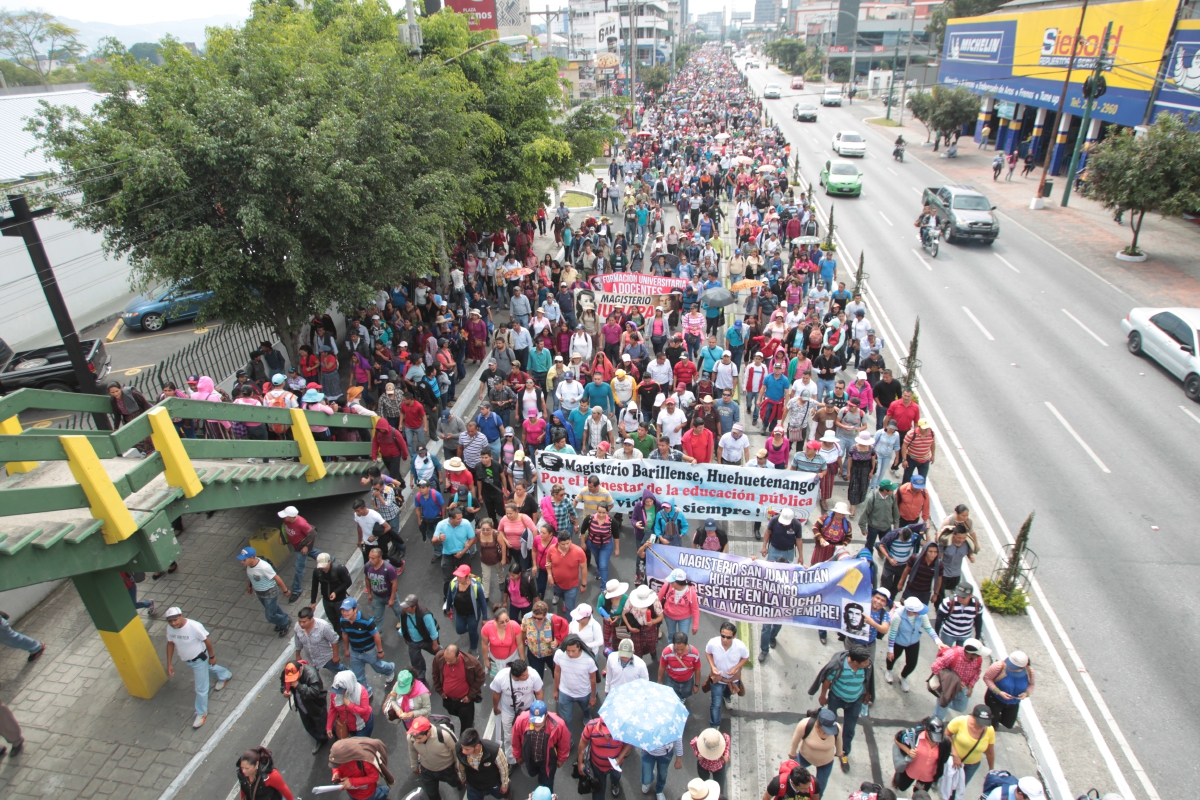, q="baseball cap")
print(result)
[340,598,358,611]
[668,568,688,582]
[817,707,839,735]
[277,506,298,519]
[529,699,548,723]
[399,594,419,609]
[1017,778,1044,800]
[955,583,974,597]
[409,716,432,734]
[236,547,256,561]
[163,606,183,619]
[872,586,892,600]
[903,596,924,613]
[972,703,994,725]
[964,638,992,658]
[704,518,717,530]
[453,564,472,578]
[533,788,554,800]
[271,373,285,385]
[618,638,635,655]
[910,474,926,488]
